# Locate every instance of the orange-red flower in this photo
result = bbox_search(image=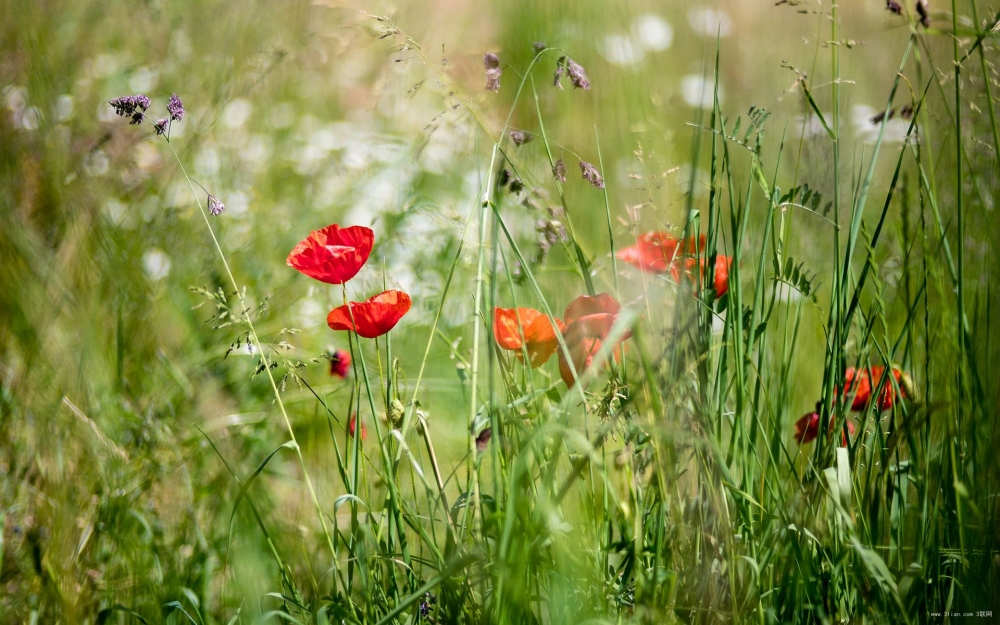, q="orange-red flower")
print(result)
[287,224,374,285]
[348,415,366,440]
[842,366,911,411]
[670,256,733,297]
[493,307,566,367]
[616,232,705,273]
[558,293,629,387]
[329,348,351,379]
[794,411,856,445]
[327,290,411,339]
